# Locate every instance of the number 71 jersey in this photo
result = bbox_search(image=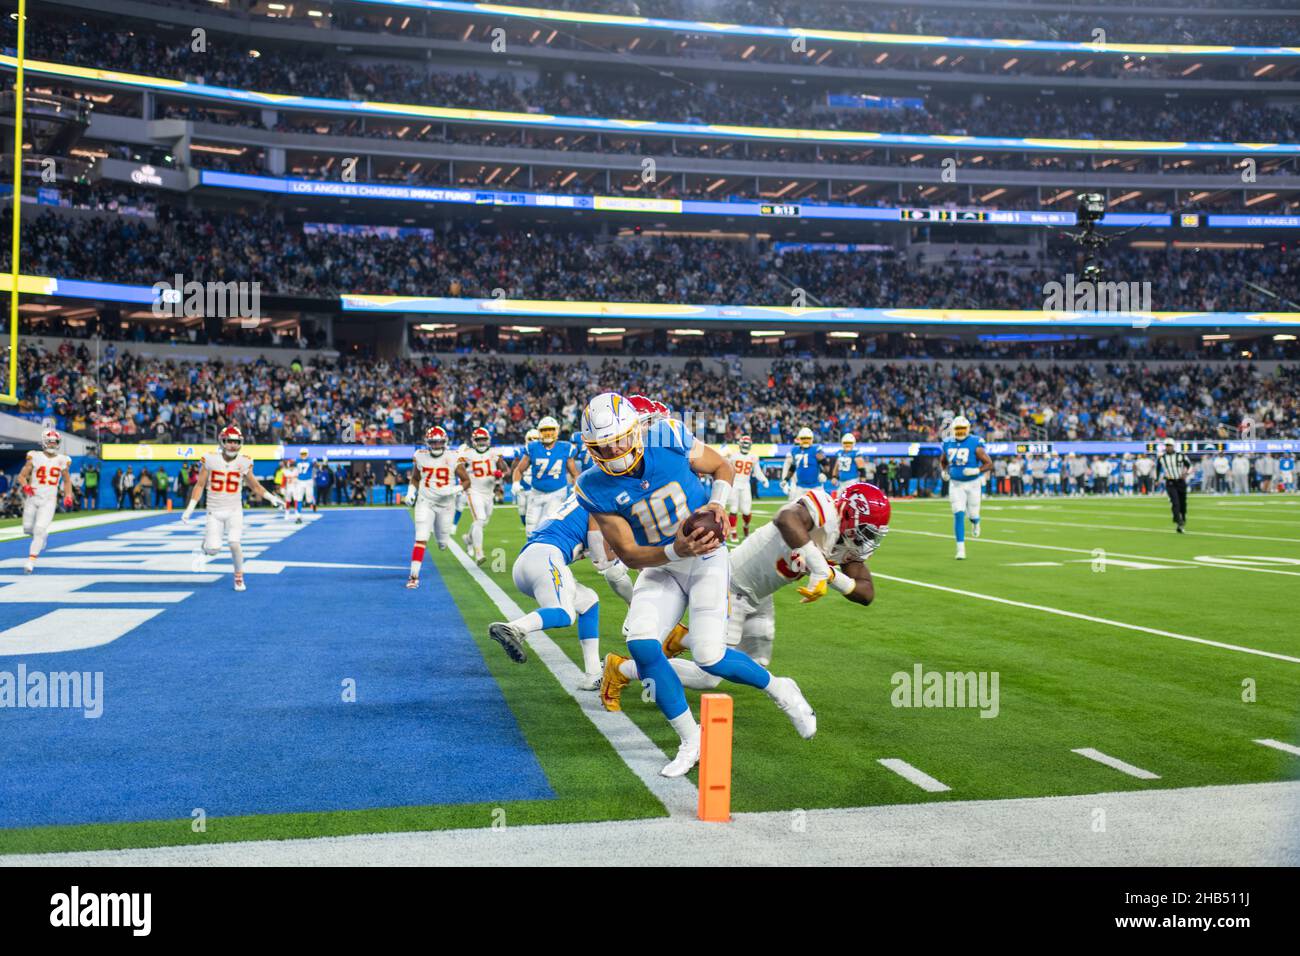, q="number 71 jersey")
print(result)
[574,419,706,546]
